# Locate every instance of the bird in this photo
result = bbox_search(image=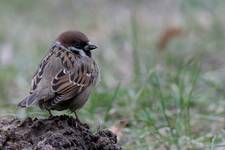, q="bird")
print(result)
[18,30,99,119]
